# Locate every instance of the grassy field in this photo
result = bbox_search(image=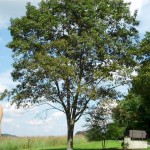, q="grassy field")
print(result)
[0,135,149,150]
